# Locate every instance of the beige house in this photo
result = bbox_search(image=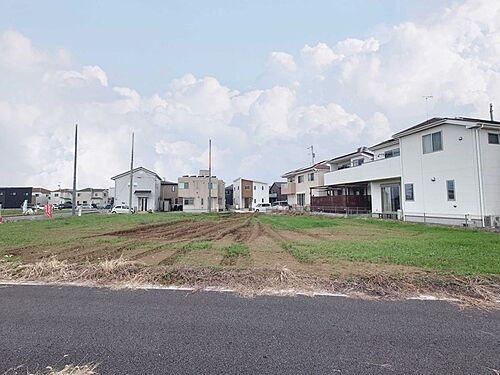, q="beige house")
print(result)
[178,170,225,212]
[281,161,330,208]
[76,188,110,207]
